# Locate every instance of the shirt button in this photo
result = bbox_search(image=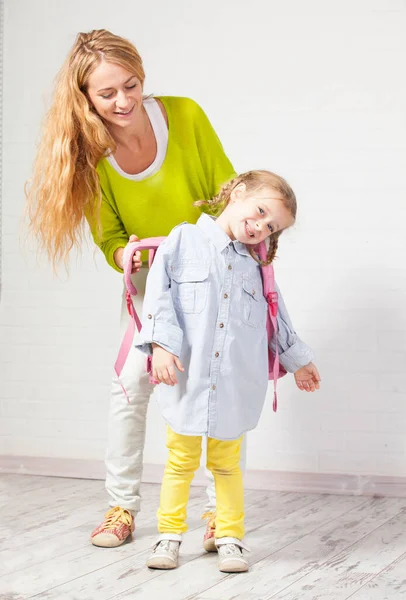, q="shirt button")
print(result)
[252,290,256,295]
[215,352,219,358]
[212,384,216,390]
[219,323,224,328]
[147,314,152,319]
[228,264,232,270]
[224,293,228,299]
